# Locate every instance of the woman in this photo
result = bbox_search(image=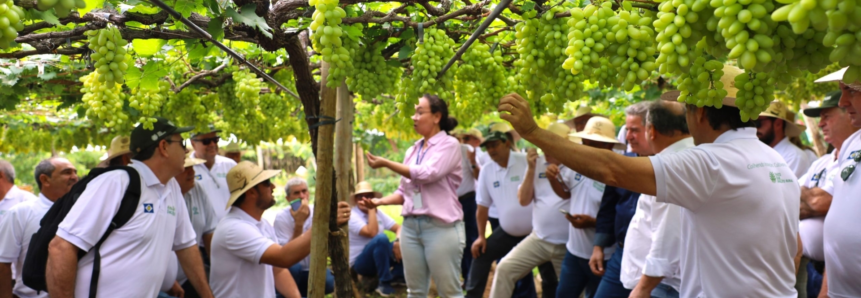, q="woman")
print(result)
[364,94,465,298]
